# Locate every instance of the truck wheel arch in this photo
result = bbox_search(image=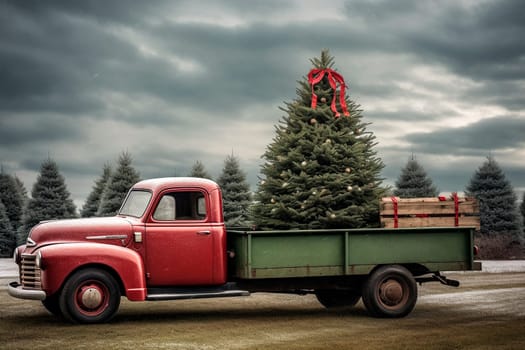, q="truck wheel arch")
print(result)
[63,263,126,295]
[38,243,147,301]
